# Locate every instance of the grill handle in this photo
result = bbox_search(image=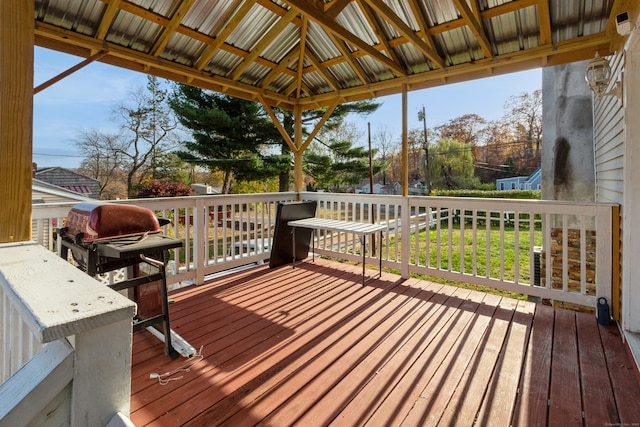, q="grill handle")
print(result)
[140,254,166,269]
